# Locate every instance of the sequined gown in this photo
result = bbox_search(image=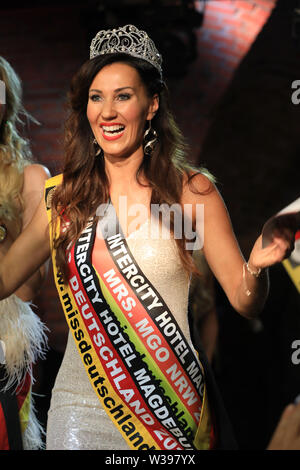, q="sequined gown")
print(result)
[46,220,195,450]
